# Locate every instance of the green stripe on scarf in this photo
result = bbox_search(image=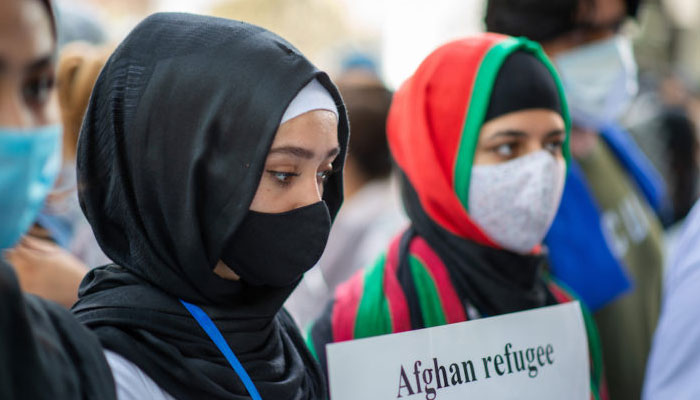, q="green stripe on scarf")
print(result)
[305,323,318,360]
[409,255,448,327]
[354,253,393,338]
[453,37,571,211]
